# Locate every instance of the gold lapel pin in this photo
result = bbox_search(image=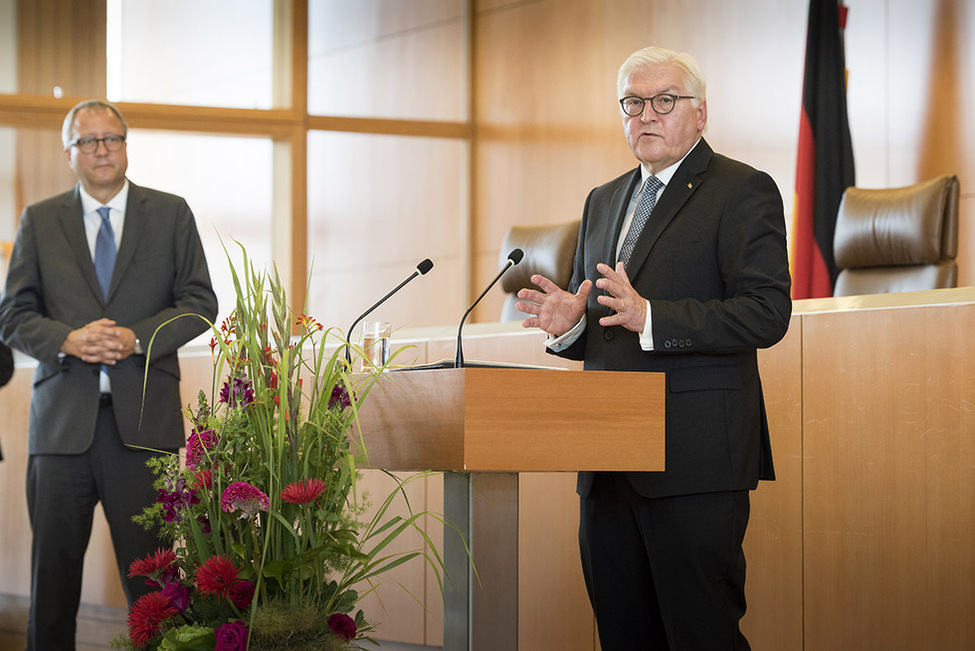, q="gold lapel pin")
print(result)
[687,182,693,189]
